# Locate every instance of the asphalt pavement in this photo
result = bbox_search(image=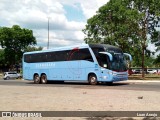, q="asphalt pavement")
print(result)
[0,78,160,92]
[0,78,160,119]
